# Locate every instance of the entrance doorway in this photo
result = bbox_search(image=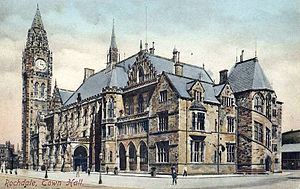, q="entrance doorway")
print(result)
[119,143,126,170]
[73,146,87,172]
